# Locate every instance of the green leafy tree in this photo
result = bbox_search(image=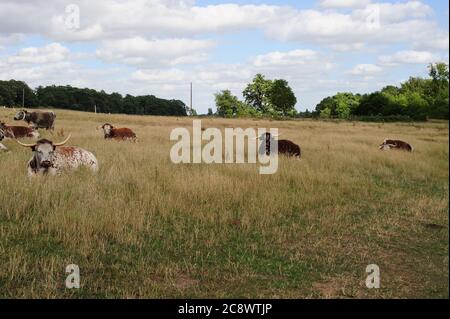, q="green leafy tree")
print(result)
[334,93,361,119]
[242,74,273,113]
[320,107,331,119]
[428,63,449,119]
[267,79,297,116]
[215,90,241,117]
